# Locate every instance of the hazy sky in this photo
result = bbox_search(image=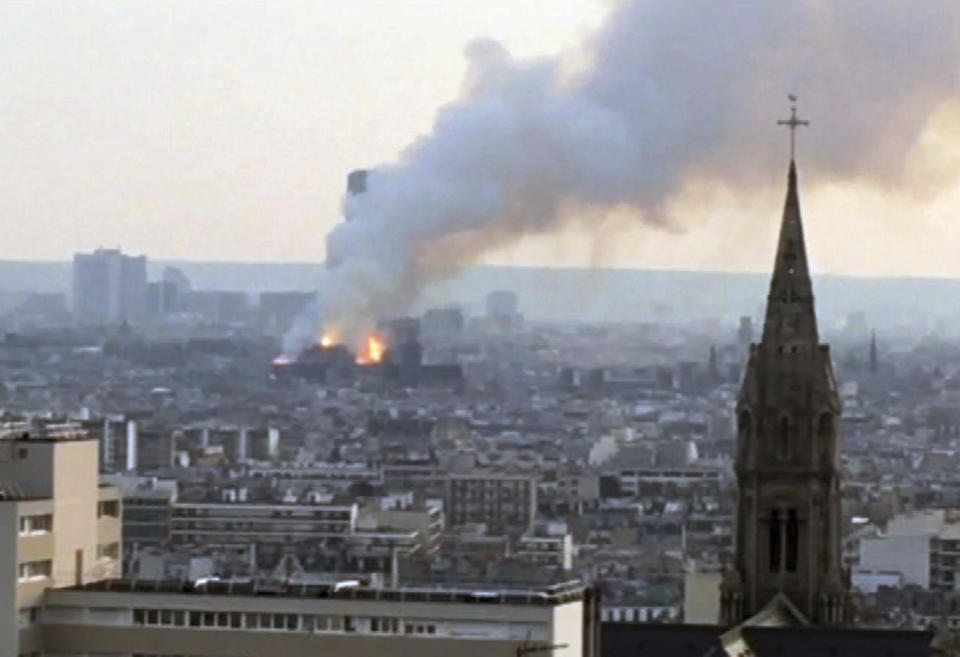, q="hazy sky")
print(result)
[3,1,960,277]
